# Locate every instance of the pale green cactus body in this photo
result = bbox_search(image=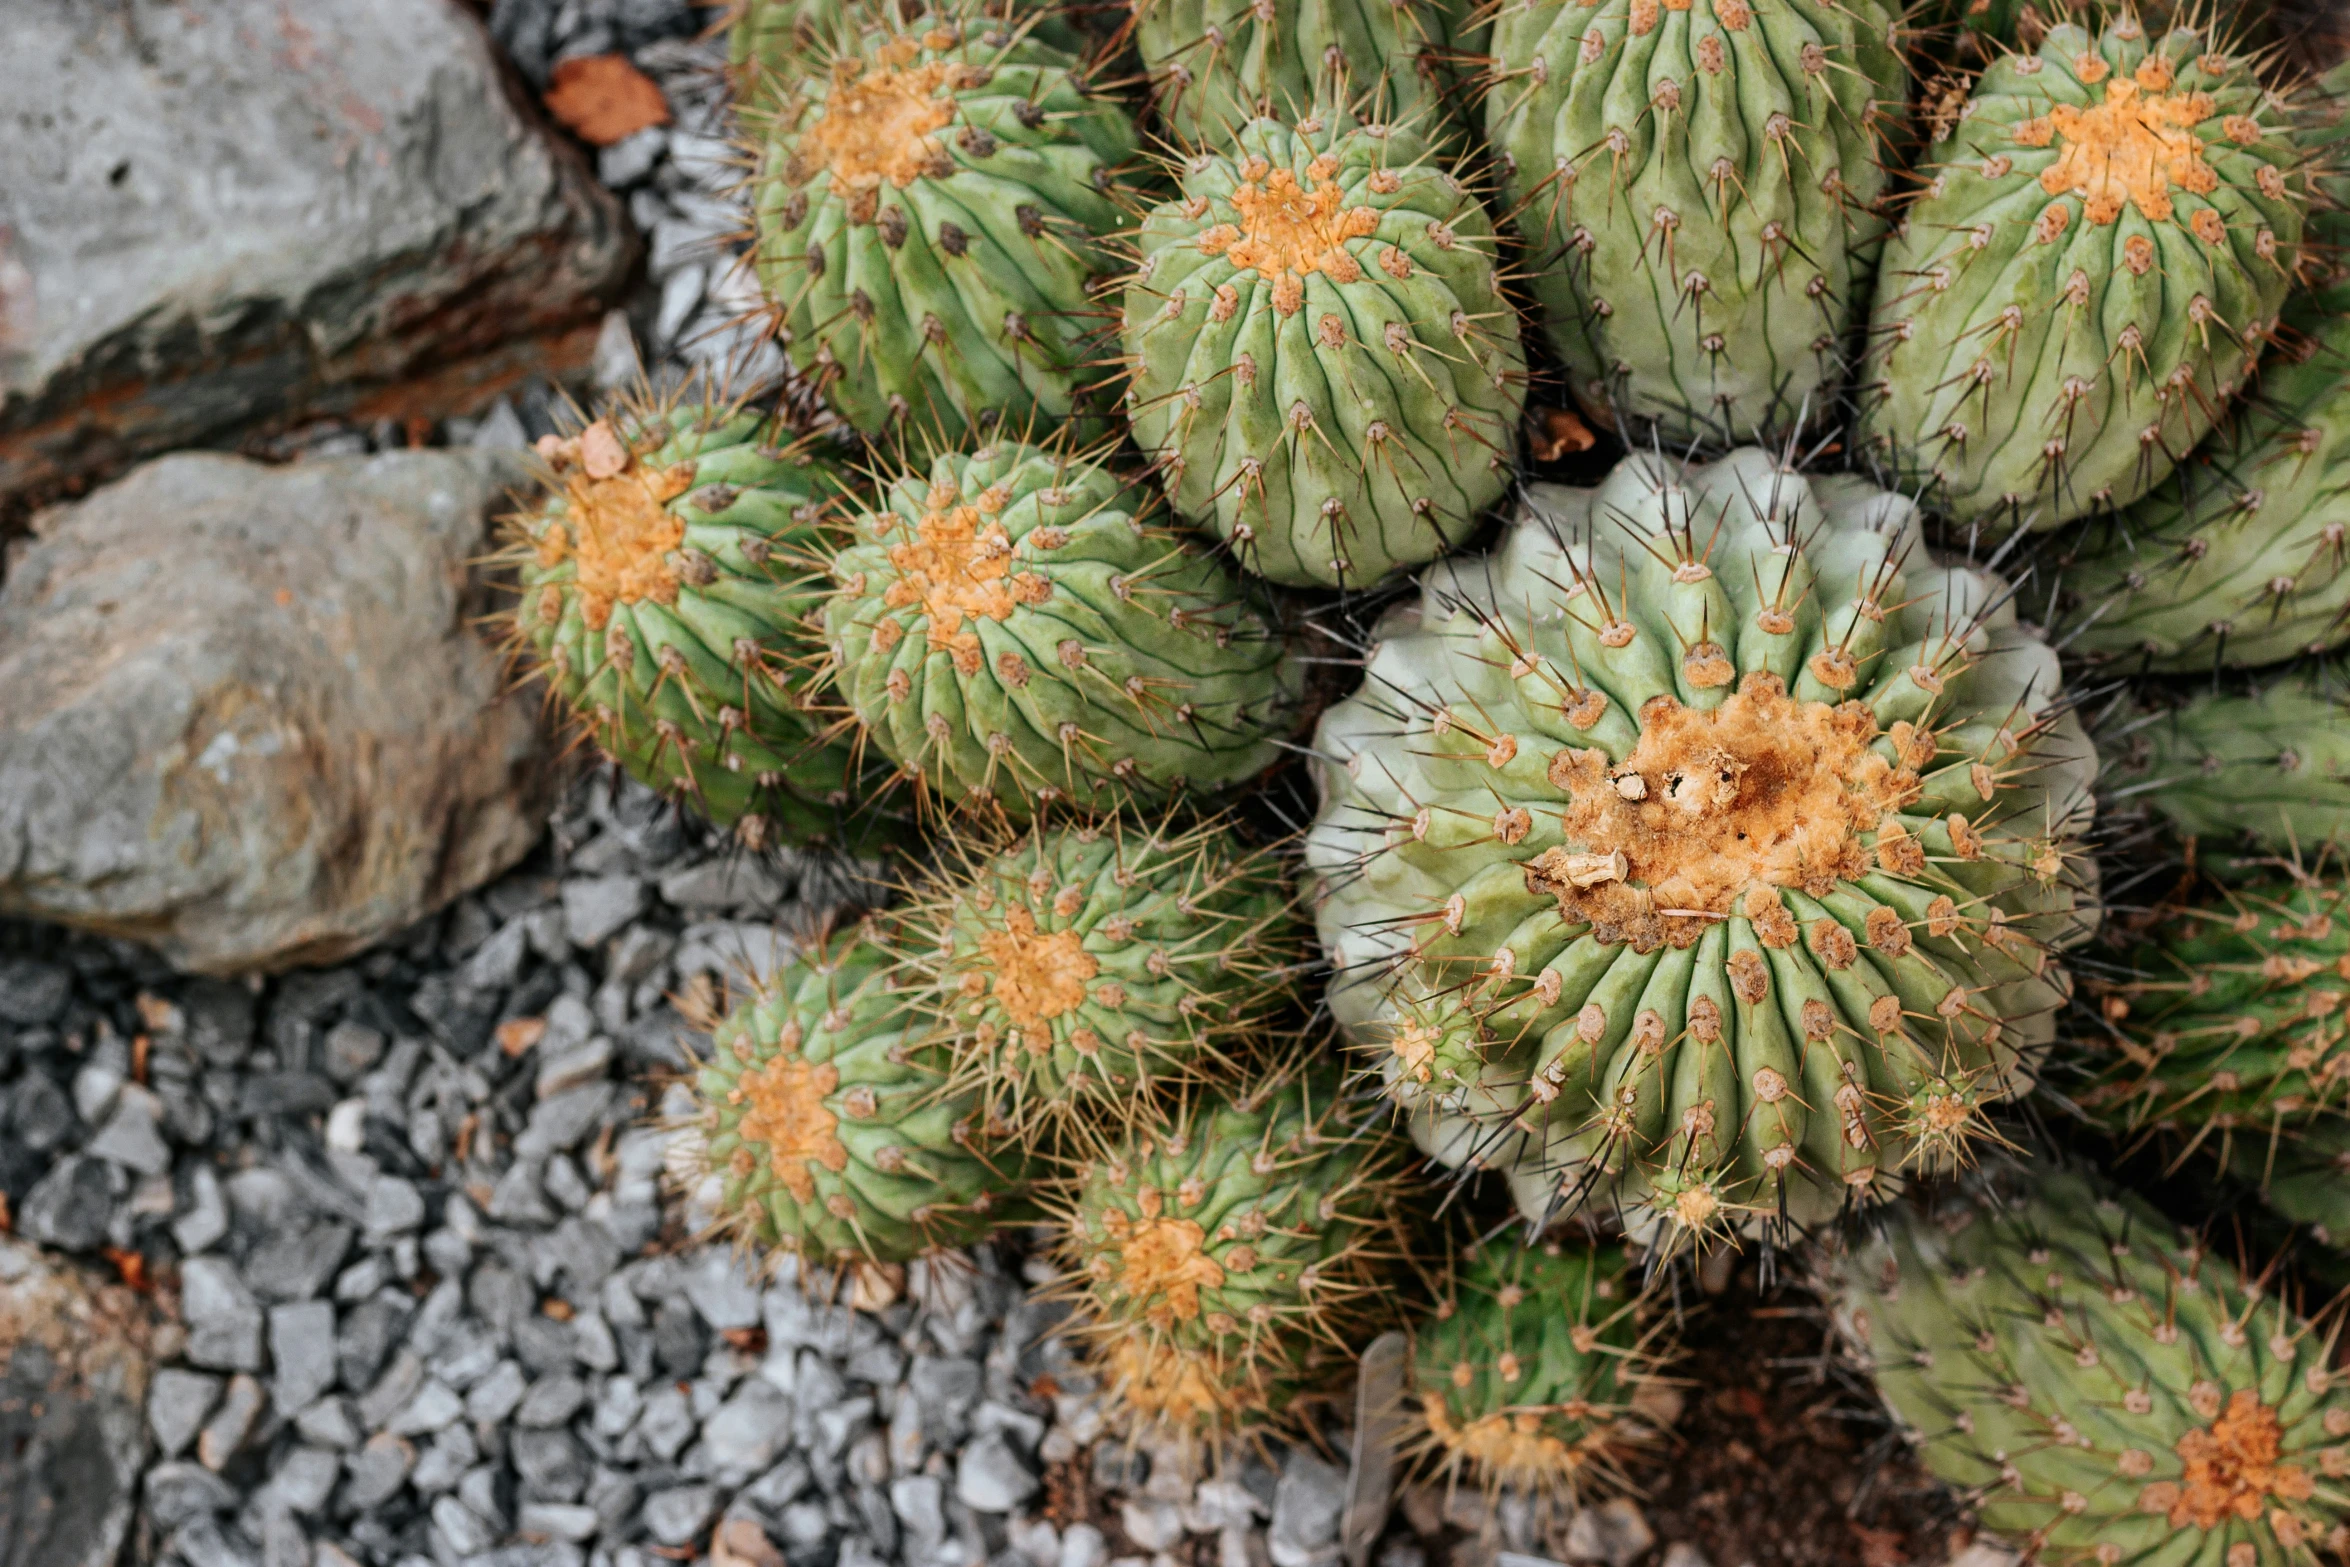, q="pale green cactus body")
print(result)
[2119,677,2350,855]
[1048,1075,1405,1444]
[1858,19,2306,532]
[1485,0,1904,448]
[1133,0,1483,147]
[1305,449,2103,1246]
[1829,1168,2350,1565]
[691,923,1029,1263]
[511,402,888,850]
[823,442,1301,821]
[748,20,1136,442]
[1408,1241,1658,1507]
[1123,116,1525,588]
[900,814,1304,1130]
